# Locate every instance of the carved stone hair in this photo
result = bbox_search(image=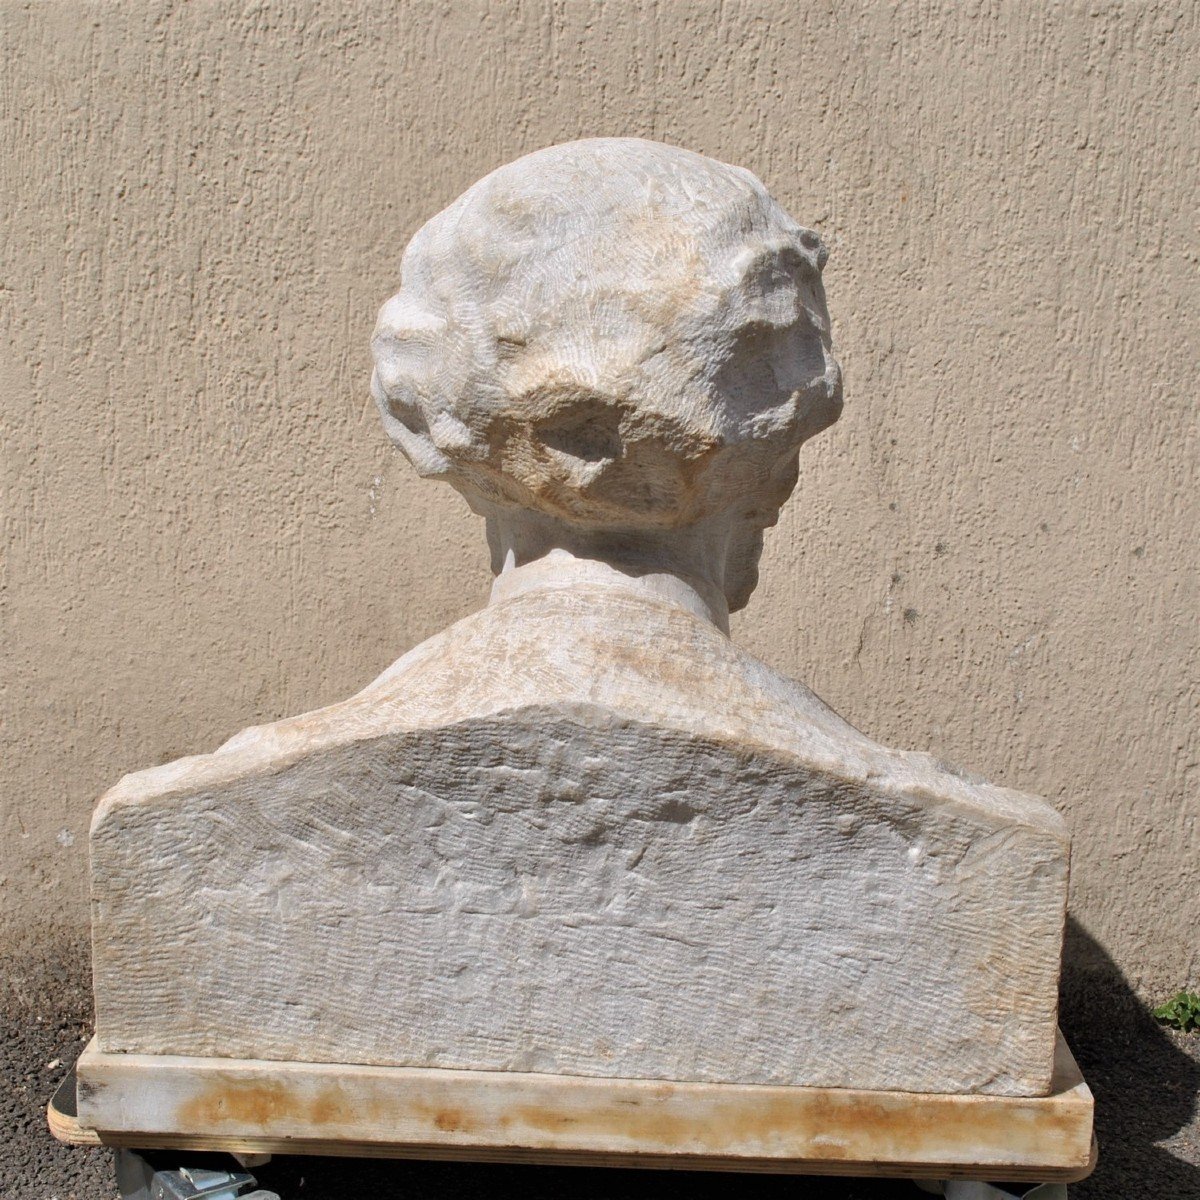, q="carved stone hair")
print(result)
[371,138,842,609]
